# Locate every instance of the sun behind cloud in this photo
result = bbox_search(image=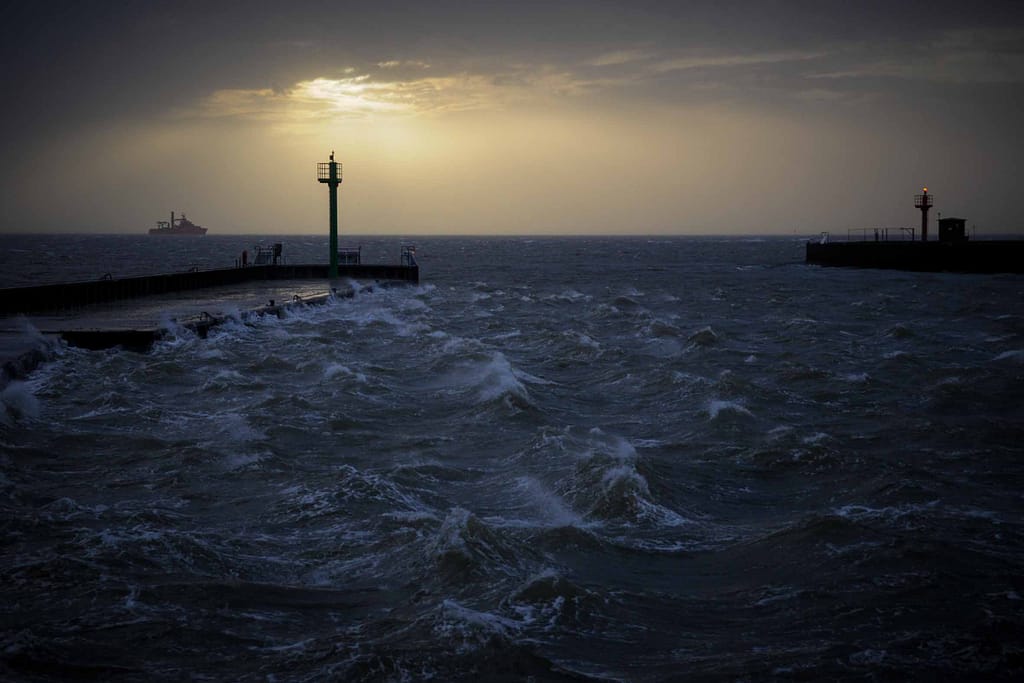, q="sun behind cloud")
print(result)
[187,62,608,126]
[297,76,410,114]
